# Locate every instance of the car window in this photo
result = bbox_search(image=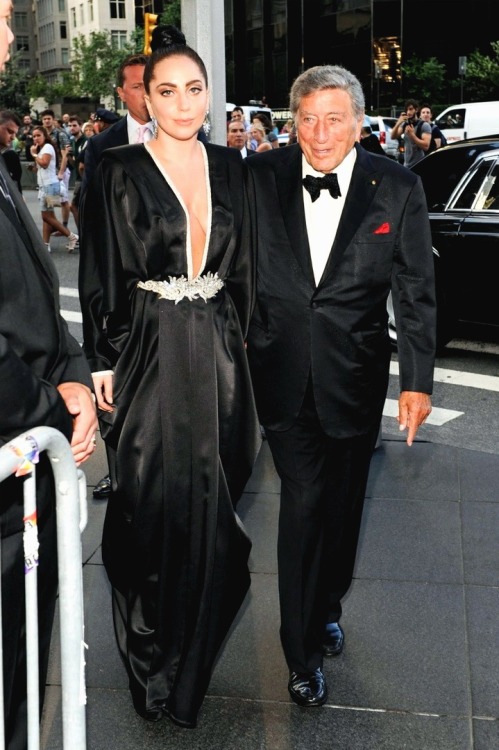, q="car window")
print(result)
[412,149,471,209]
[474,161,499,210]
[437,108,465,130]
[452,161,491,209]
[412,146,499,210]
